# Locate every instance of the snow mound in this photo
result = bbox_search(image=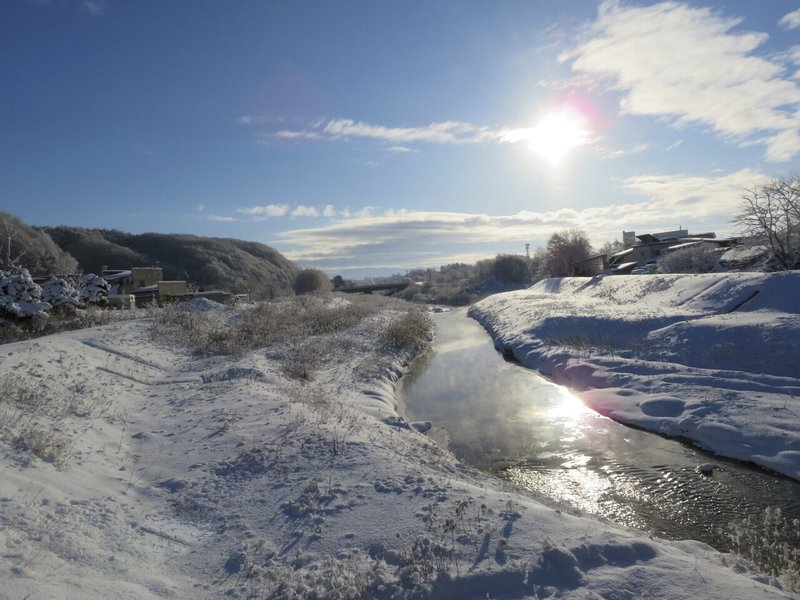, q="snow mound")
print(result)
[176,297,226,312]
